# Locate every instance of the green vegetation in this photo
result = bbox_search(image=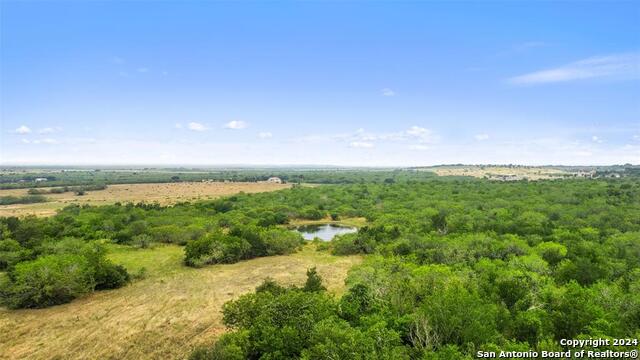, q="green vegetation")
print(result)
[190,178,638,358]
[0,168,441,189]
[183,227,303,267]
[1,175,639,357]
[27,183,107,195]
[0,195,47,205]
[0,239,128,308]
